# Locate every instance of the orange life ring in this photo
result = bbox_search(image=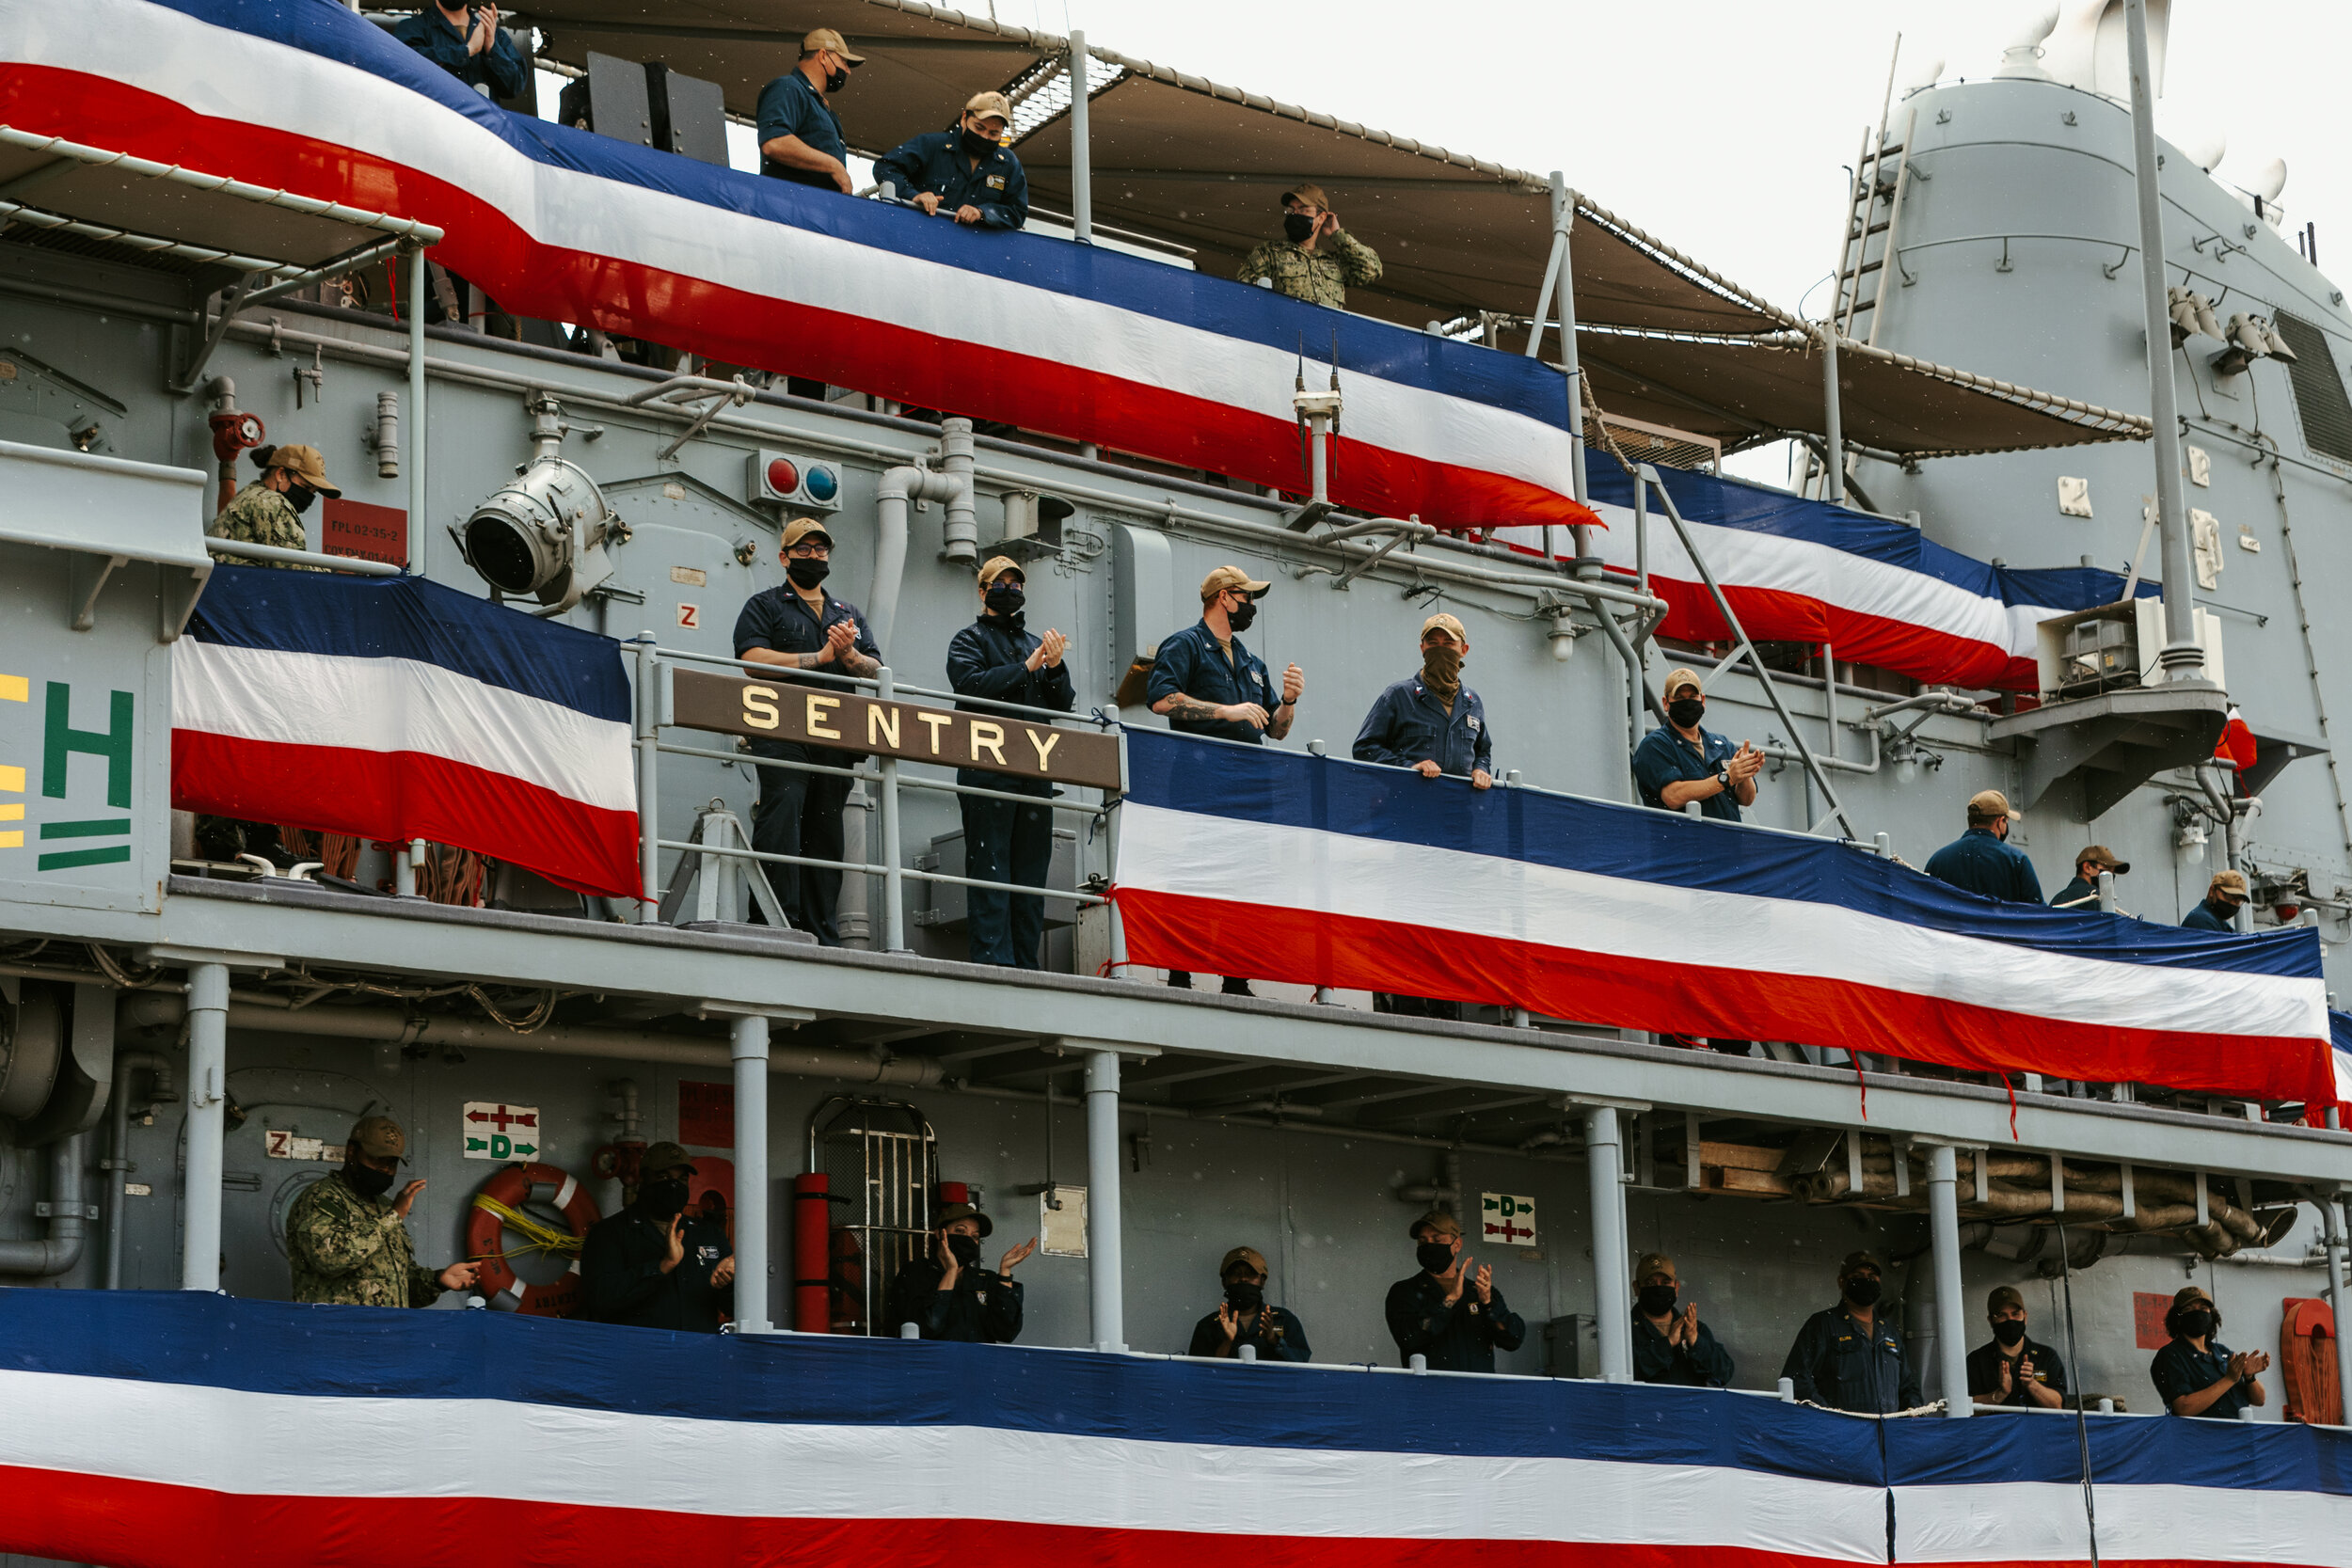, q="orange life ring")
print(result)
[467,1162,601,1317]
